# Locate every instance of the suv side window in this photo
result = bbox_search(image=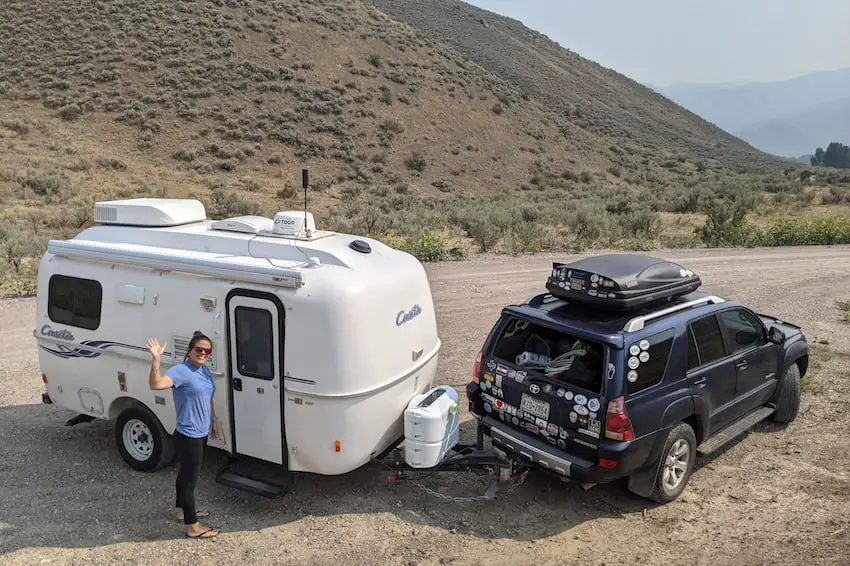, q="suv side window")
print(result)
[626,328,675,394]
[718,308,766,354]
[688,314,726,368]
